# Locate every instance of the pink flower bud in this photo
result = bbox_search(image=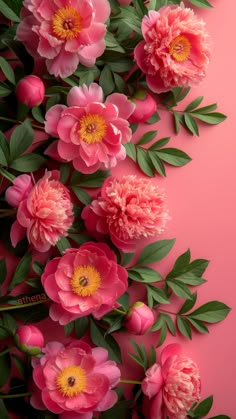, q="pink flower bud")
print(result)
[128,89,157,123]
[124,302,155,335]
[16,75,45,107]
[5,174,33,207]
[15,325,44,355]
